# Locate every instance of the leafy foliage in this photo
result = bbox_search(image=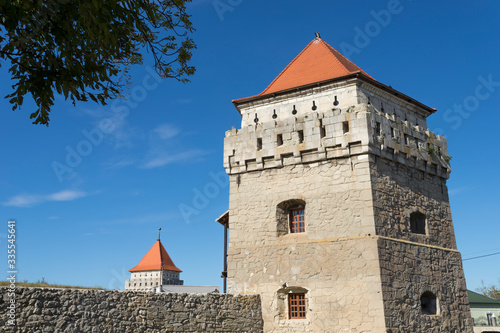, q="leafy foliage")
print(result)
[0,0,196,125]
[477,280,500,300]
